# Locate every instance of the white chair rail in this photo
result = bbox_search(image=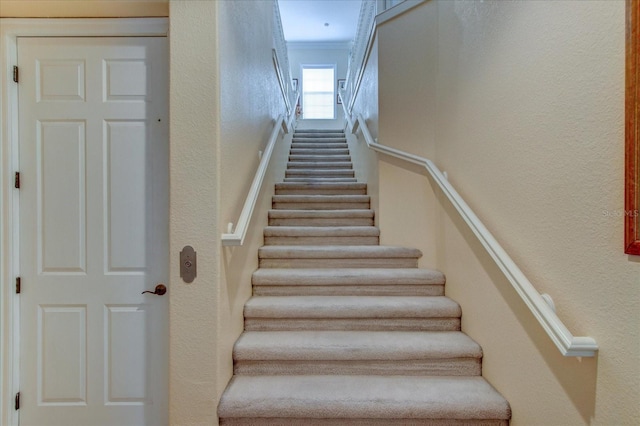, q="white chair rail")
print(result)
[342,105,598,357]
